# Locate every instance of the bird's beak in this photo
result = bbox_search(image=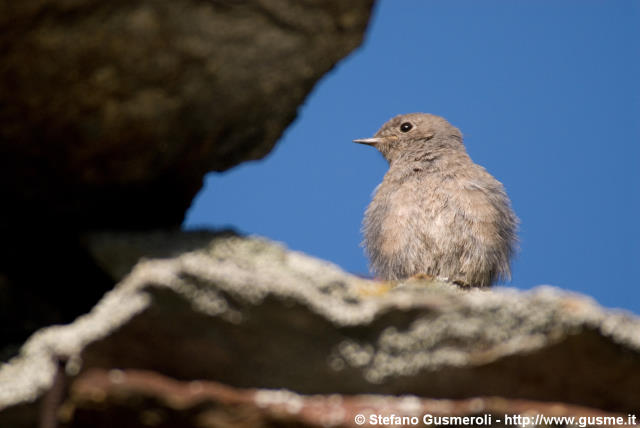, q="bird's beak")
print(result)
[353,137,383,146]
